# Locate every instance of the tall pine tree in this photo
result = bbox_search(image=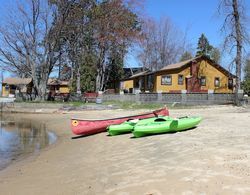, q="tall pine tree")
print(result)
[196,33,213,57]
